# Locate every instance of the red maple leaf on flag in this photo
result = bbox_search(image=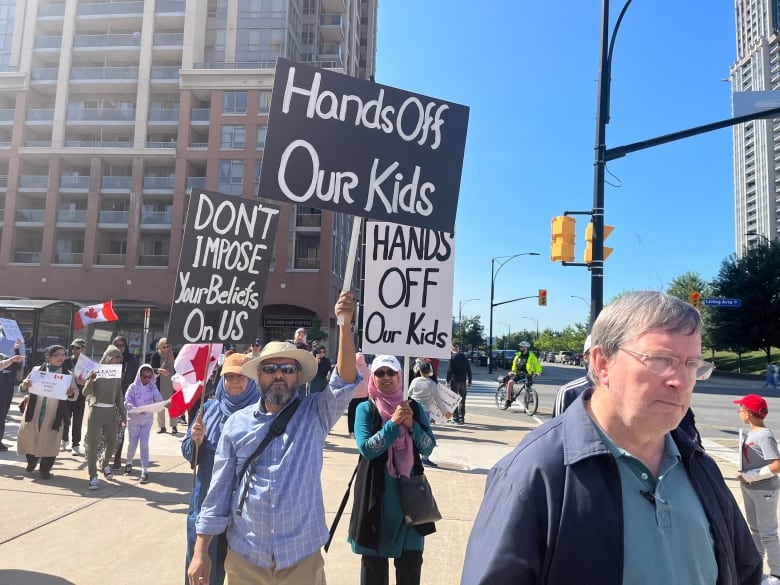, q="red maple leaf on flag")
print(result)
[83,307,99,319]
[181,344,213,379]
